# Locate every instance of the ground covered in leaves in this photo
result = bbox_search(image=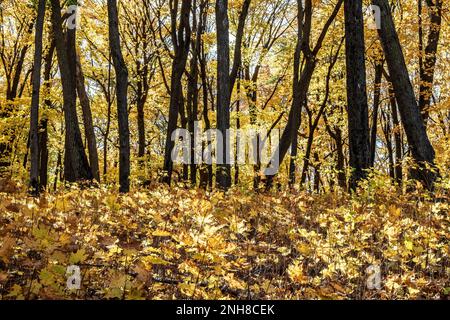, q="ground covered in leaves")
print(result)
[0,179,449,300]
